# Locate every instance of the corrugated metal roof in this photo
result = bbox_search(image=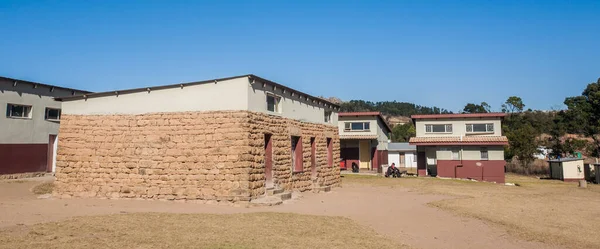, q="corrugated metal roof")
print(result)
[547,158,584,162]
[409,136,509,145]
[388,143,416,151]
